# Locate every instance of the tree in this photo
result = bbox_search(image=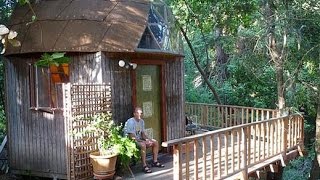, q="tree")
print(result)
[167,0,257,104]
[262,0,287,112]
